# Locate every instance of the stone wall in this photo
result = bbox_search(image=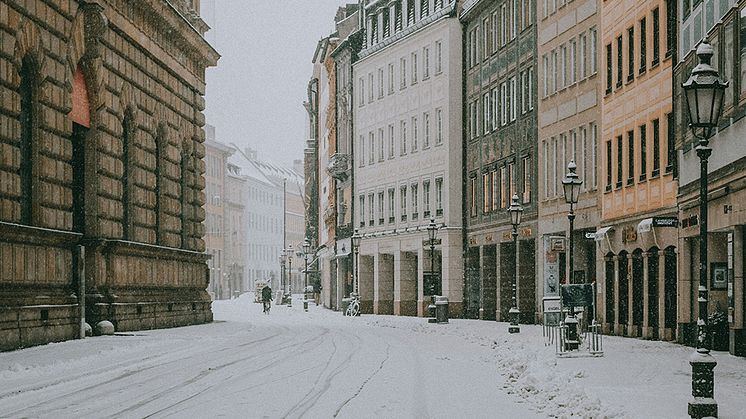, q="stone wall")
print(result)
[0,0,218,351]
